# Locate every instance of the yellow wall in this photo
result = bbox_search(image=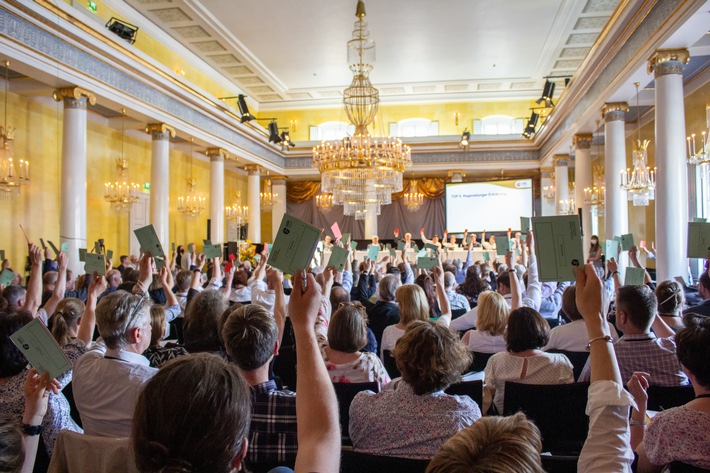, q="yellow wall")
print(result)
[0,90,247,271]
